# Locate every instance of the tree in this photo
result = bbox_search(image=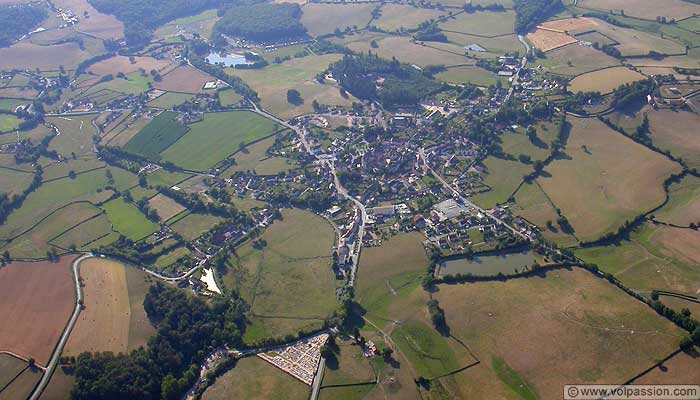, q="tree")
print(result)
[287,89,303,105]
[381,348,393,362]
[319,344,333,359]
